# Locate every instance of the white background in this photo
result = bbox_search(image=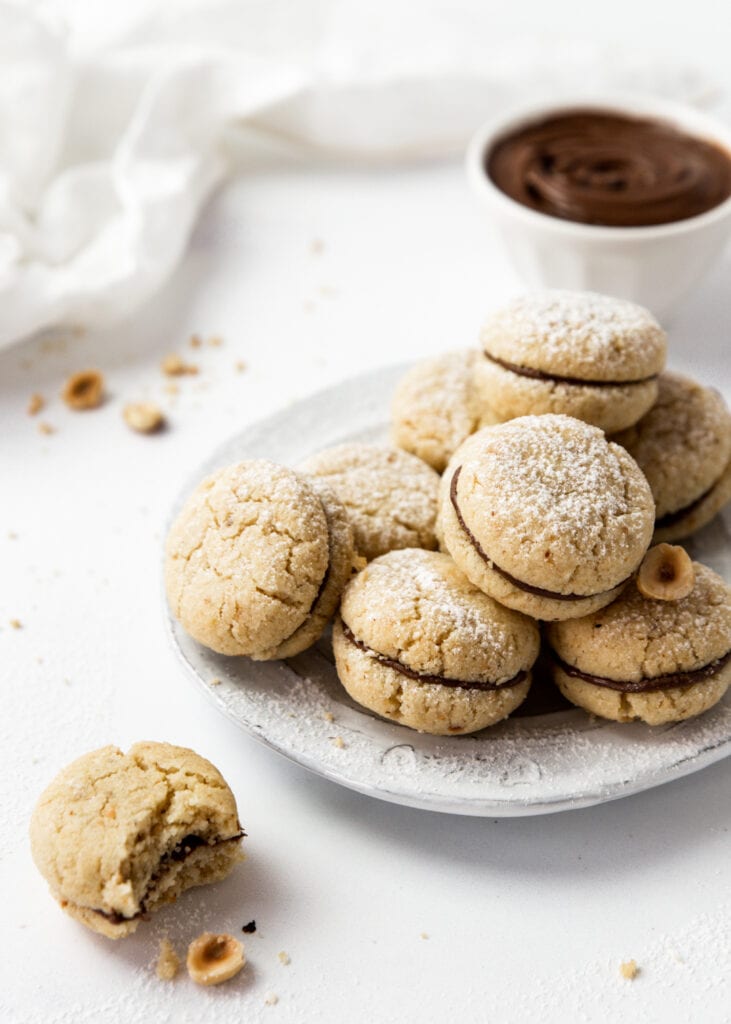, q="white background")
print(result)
[2,2,731,1021]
